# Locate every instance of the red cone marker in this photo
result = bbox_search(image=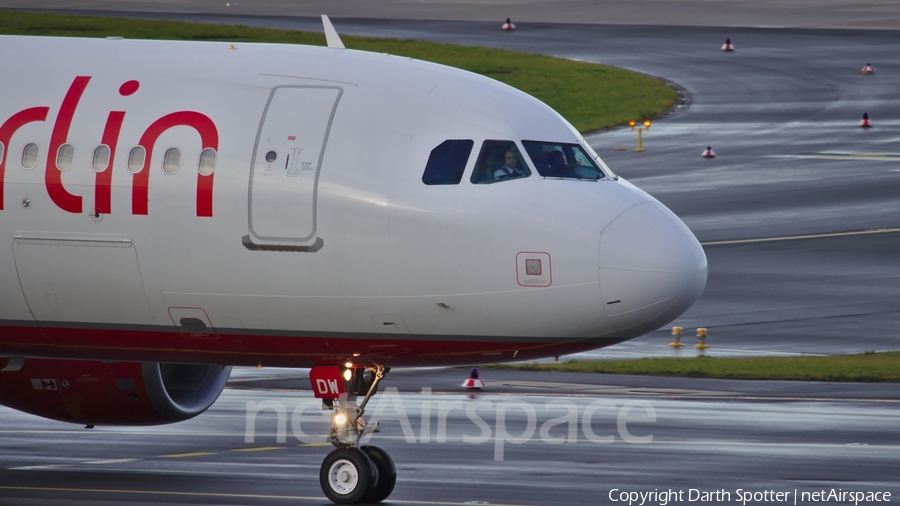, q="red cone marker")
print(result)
[462,368,486,389]
[859,112,872,128]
